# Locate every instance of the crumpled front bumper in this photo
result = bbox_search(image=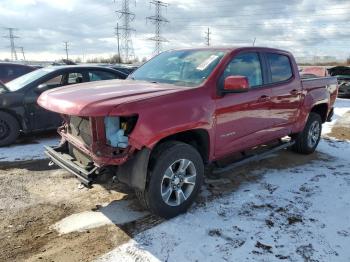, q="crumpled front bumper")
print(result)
[44,145,97,186]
